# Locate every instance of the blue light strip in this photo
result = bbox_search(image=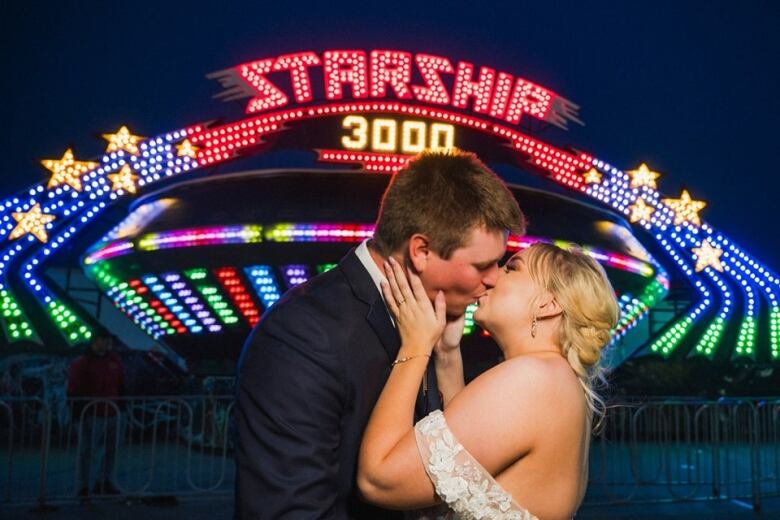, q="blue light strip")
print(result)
[244,265,282,309]
[281,264,310,289]
[161,272,222,333]
[142,274,203,334]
